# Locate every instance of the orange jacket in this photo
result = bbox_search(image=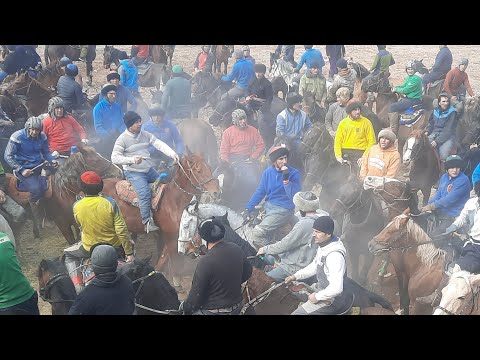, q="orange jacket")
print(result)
[360,144,400,179]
